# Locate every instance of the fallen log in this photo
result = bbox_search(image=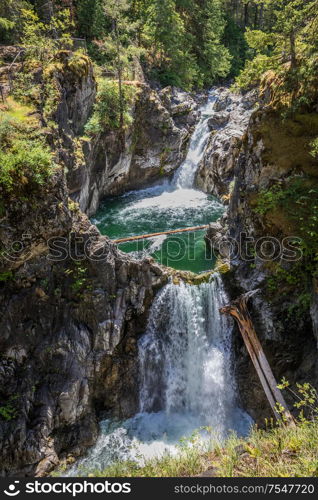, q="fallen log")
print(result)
[113,225,209,244]
[220,290,295,426]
